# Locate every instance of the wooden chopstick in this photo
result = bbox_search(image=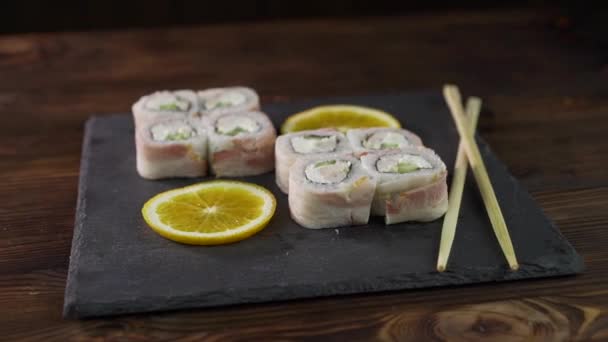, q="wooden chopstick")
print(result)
[437,97,482,272]
[442,85,519,271]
